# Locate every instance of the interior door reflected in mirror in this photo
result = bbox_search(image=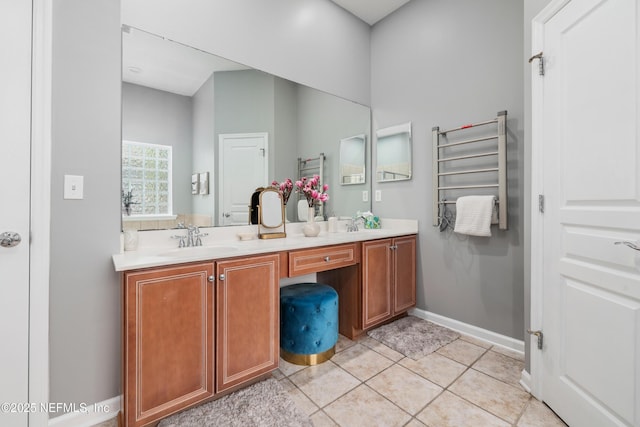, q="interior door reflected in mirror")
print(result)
[340,134,366,185]
[257,188,286,239]
[376,122,412,182]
